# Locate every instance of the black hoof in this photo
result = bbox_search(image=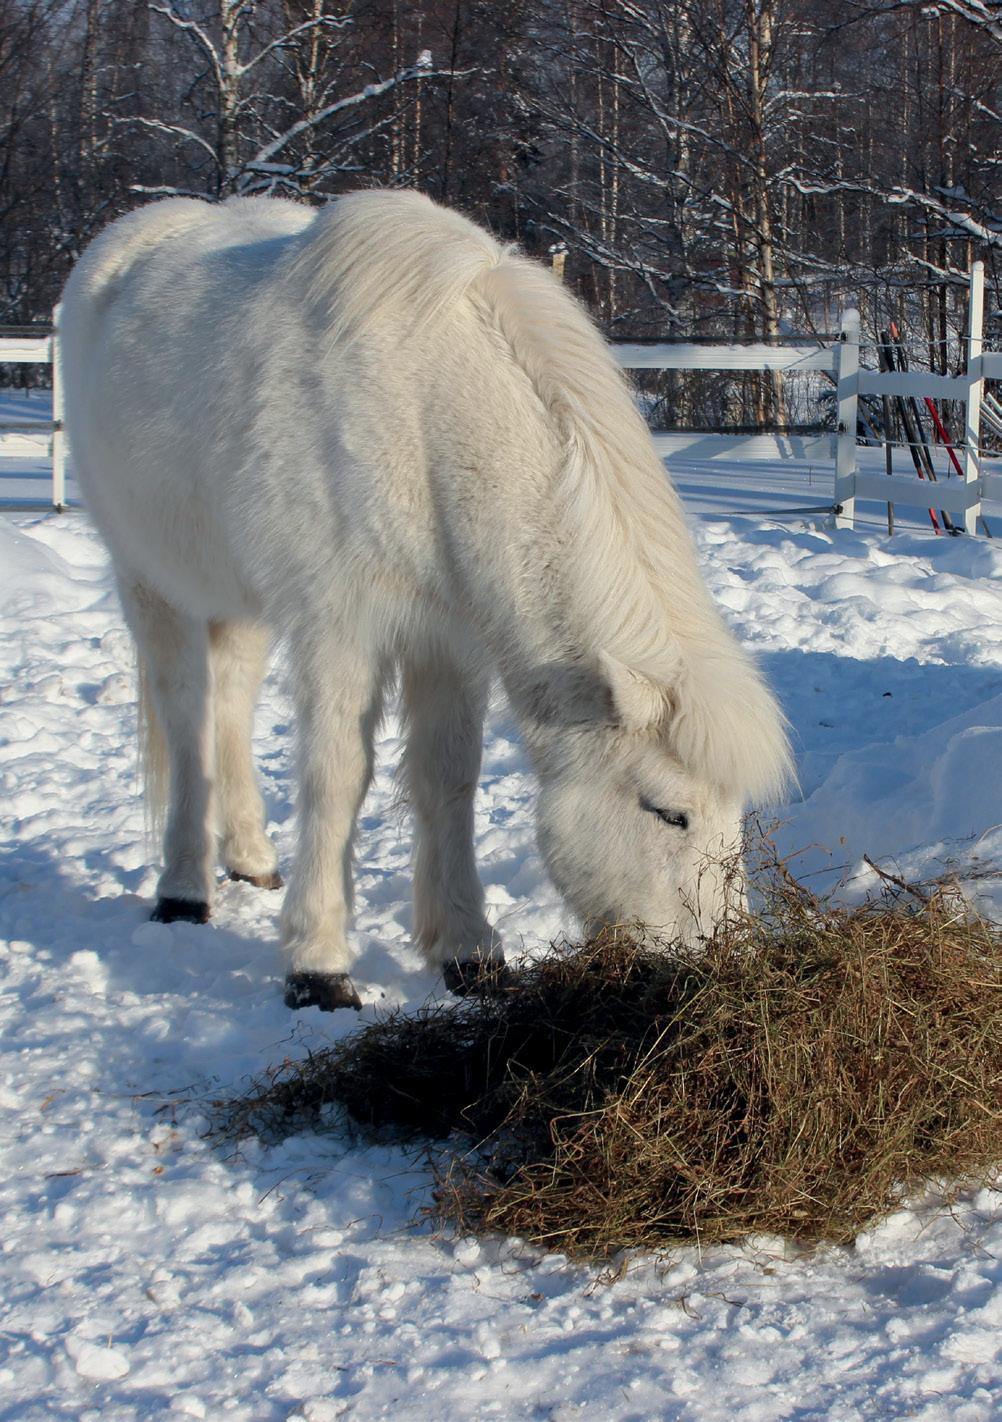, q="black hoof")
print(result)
[228,869,284,890]
[443,956,511,997]
[284,971,362,1012]
[152,897,210,924]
